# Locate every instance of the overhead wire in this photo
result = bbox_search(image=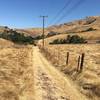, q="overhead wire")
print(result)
[54,0,86,25]
[48,0,73,26]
